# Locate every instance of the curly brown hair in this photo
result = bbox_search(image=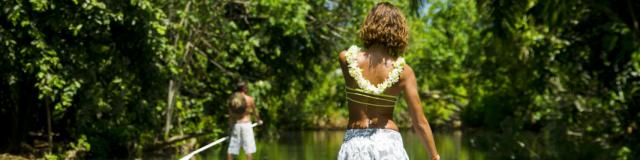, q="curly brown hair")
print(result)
[359,2,409,57]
